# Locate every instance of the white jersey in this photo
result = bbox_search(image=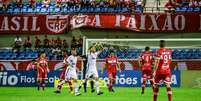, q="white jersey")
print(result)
[87,51,100,67]
[64,55,78,80]
[86,51,100,78]
[65,55,77,69]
